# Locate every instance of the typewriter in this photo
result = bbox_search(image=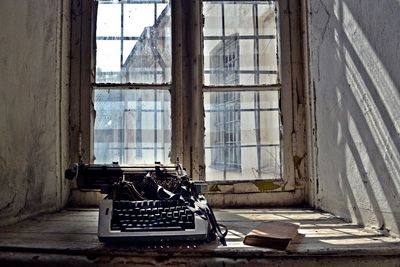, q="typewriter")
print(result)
[65,161,227,244]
